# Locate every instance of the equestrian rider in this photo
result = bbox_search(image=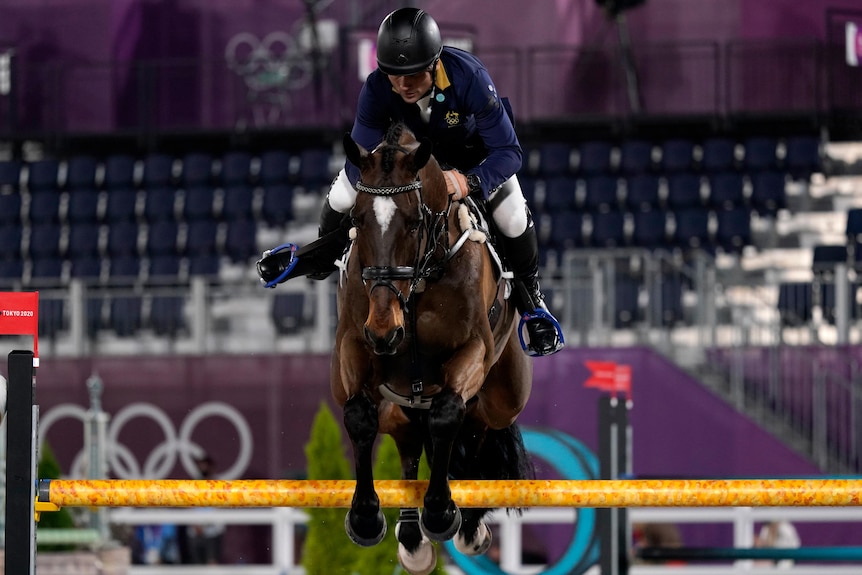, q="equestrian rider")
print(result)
[265,8,564,356]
